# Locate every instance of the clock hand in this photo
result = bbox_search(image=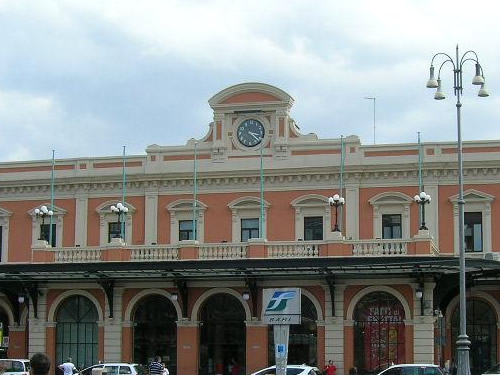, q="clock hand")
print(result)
[249,131,260,140]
